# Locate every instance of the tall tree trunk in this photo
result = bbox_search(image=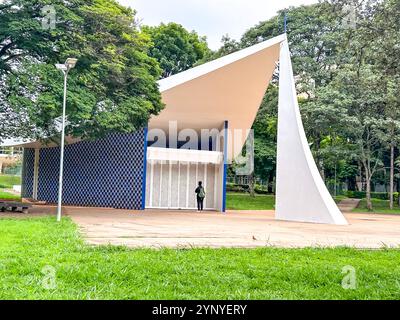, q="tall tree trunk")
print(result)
[267,174,273,194]
[390,144,395,210]
[366,175,373,211]
[358,162,364,192]
[248,173,255,198]
[363,161,373,211]
[334,163,337,197]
